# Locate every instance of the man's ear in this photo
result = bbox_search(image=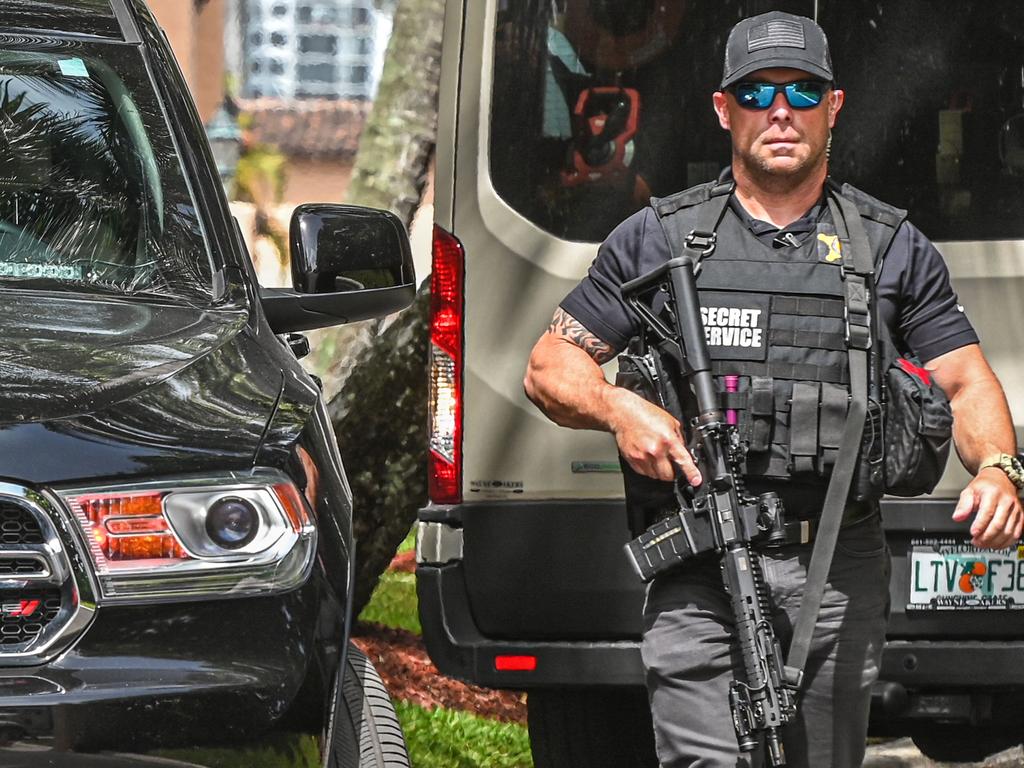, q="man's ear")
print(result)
[712,91,731,130]
[828,88,845,128]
